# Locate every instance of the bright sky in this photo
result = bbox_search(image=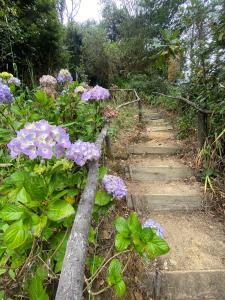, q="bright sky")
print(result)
[76,0,101,22]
